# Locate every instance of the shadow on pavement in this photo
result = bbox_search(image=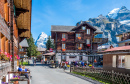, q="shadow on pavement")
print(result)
[65,72,102,84]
